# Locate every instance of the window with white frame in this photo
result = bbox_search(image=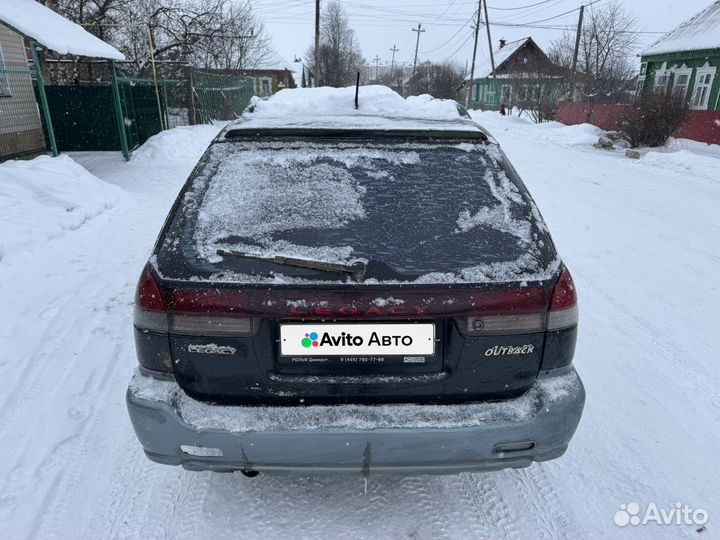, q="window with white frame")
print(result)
[691,65,716,110]
[636,63,647,95]
[0,43,12,97]
[654,71,670,93]
[636,76,646,95]
[474,83,483,102]
[672,66,692,99]
[260,77,271,95]
[501,84,512,103]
